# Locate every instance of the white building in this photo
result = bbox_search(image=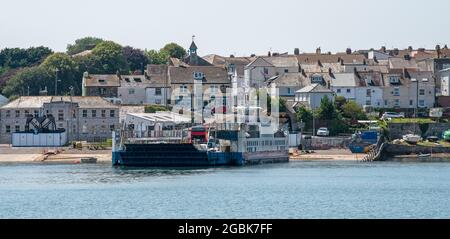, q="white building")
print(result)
[295,84,335,110]
[331,73,383,108]
[440,68,450,96]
